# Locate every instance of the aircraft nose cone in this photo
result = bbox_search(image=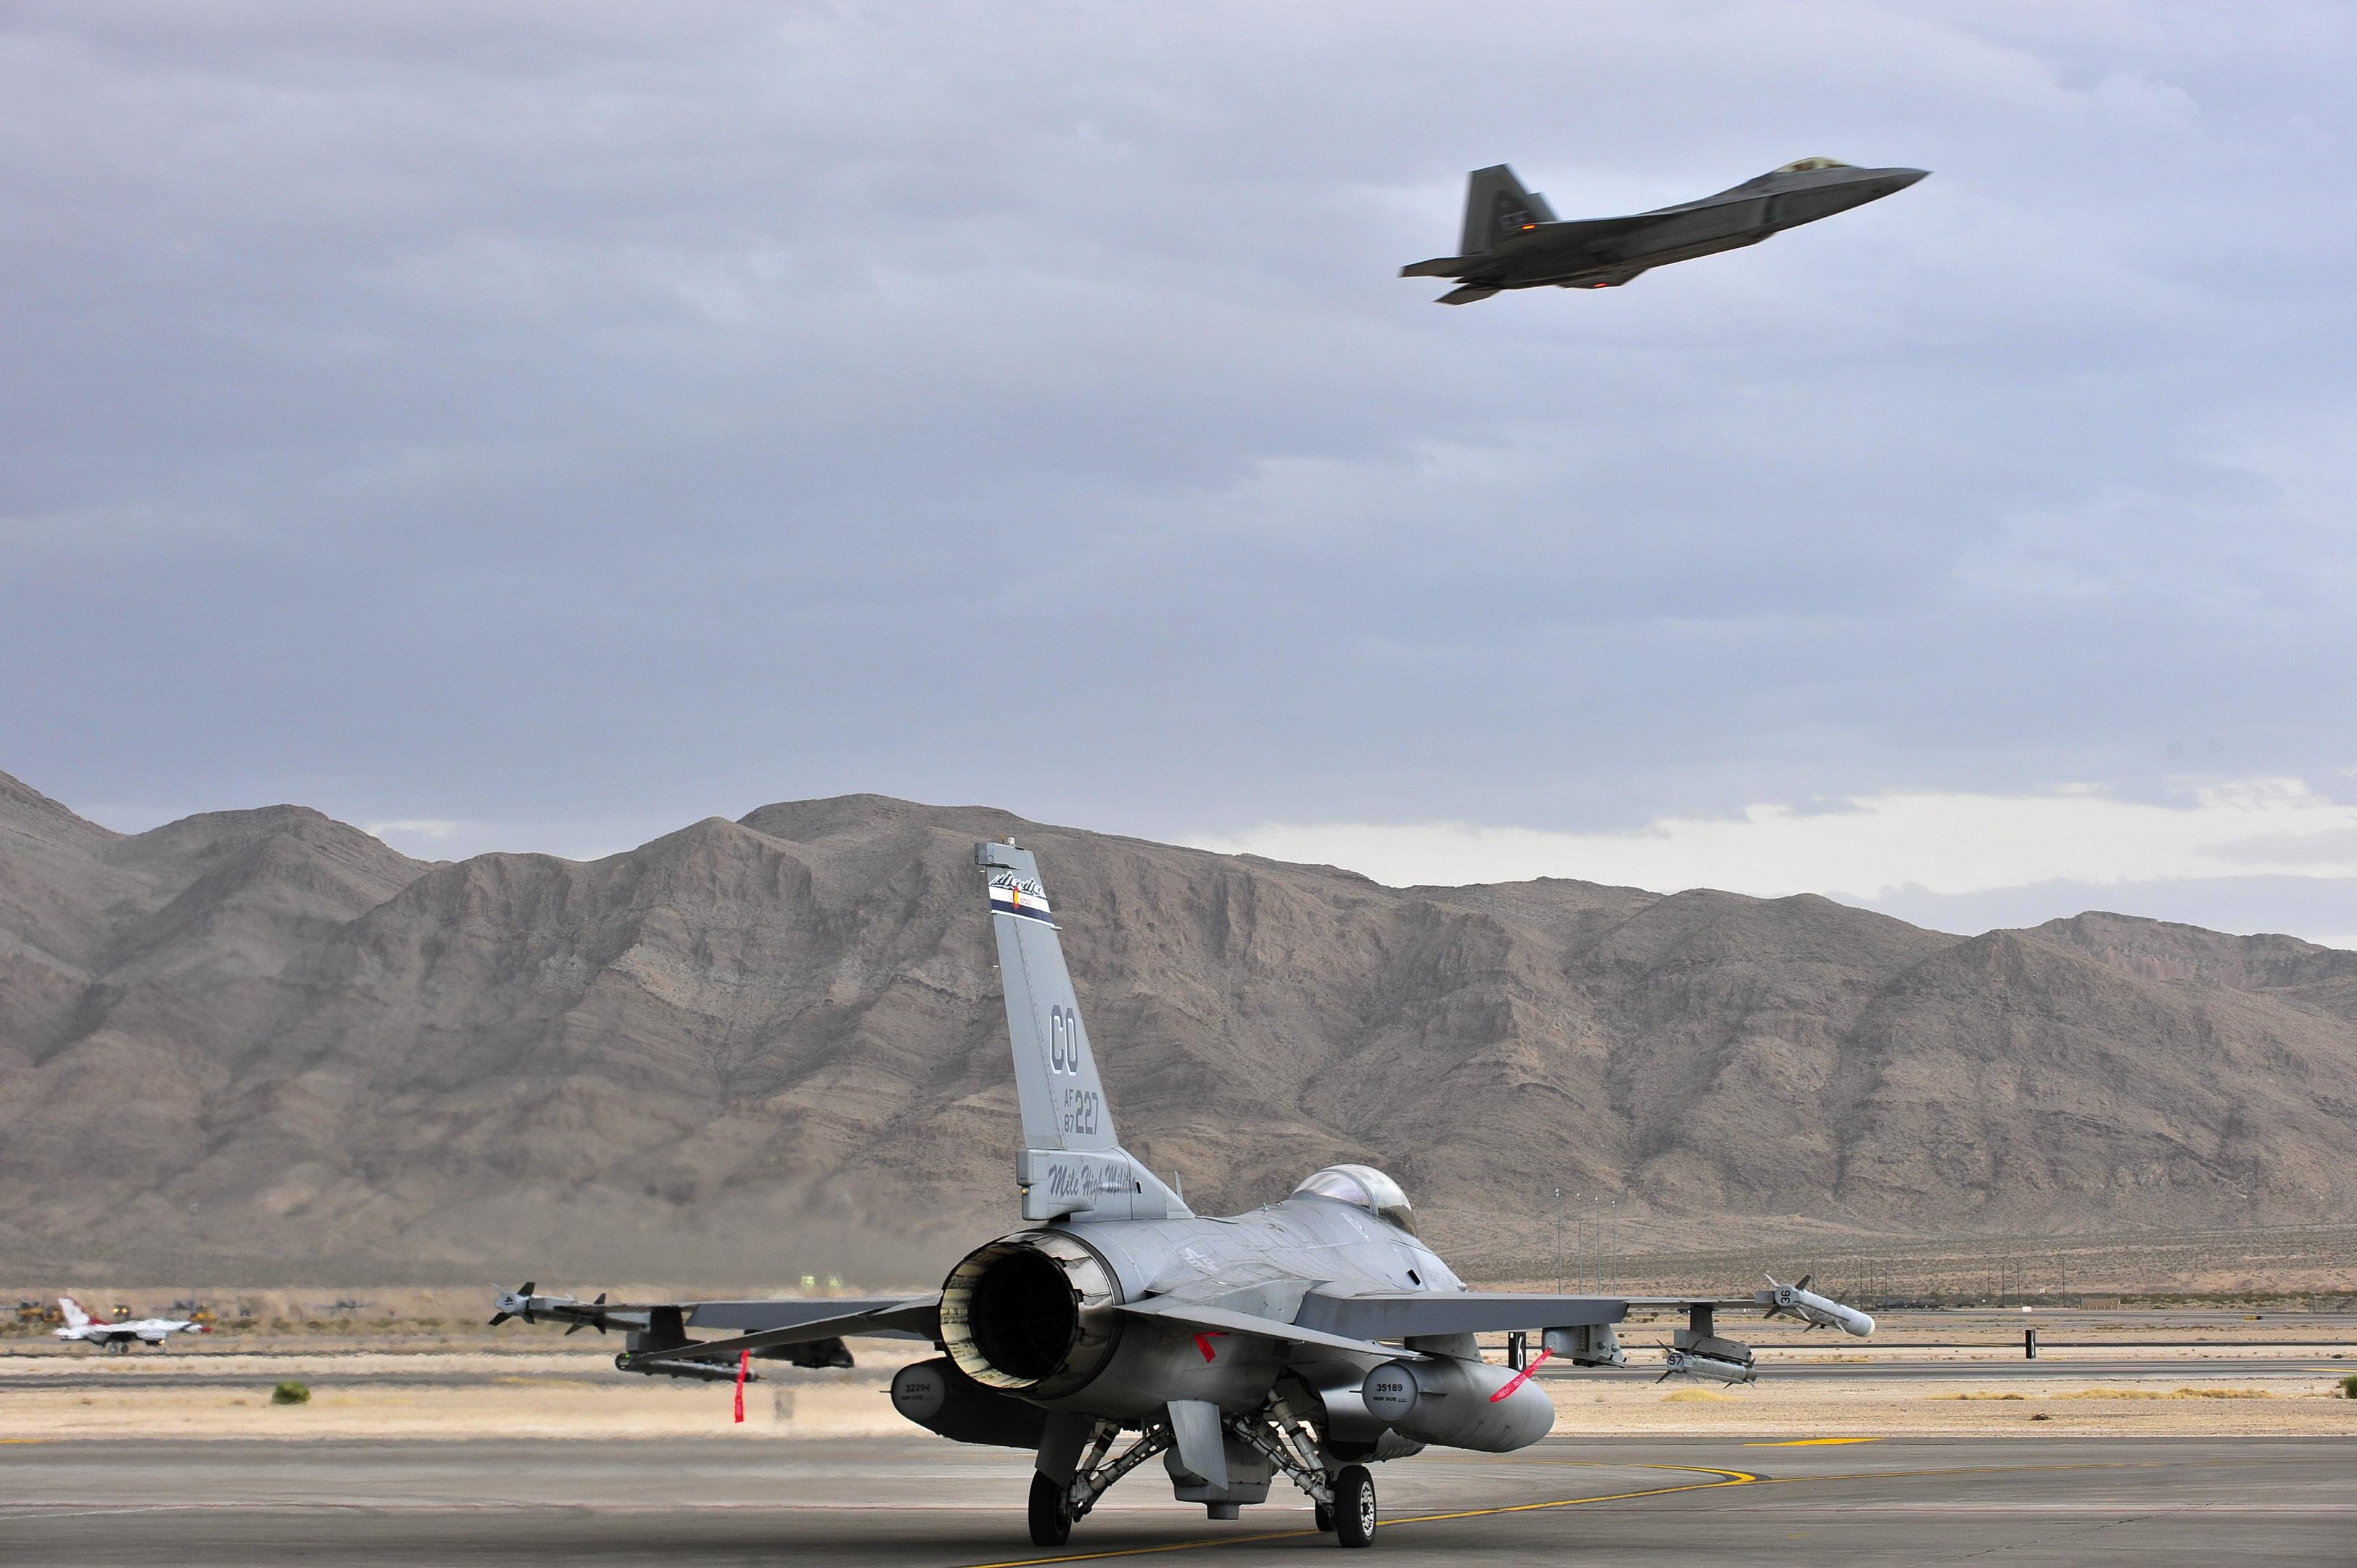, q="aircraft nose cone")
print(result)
[1888,168,1930,190]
